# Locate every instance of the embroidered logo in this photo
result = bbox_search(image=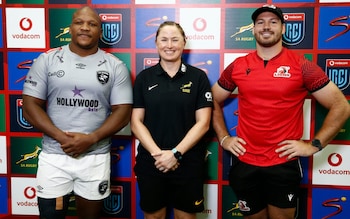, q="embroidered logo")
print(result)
[195,199,204,206]
[238,200,251,212]
[76,63,86,69]
[97,71,110,84]
[288,193,294,202]
[99,180,109,195]
[148,84,158,90]
[273,66,291,78]
[205,91,212,102]
[180,81,192,93]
